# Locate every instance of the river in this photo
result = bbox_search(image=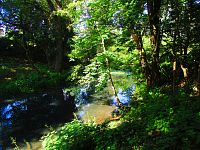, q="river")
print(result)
[0,89,75,149]
[0,72,135,149]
